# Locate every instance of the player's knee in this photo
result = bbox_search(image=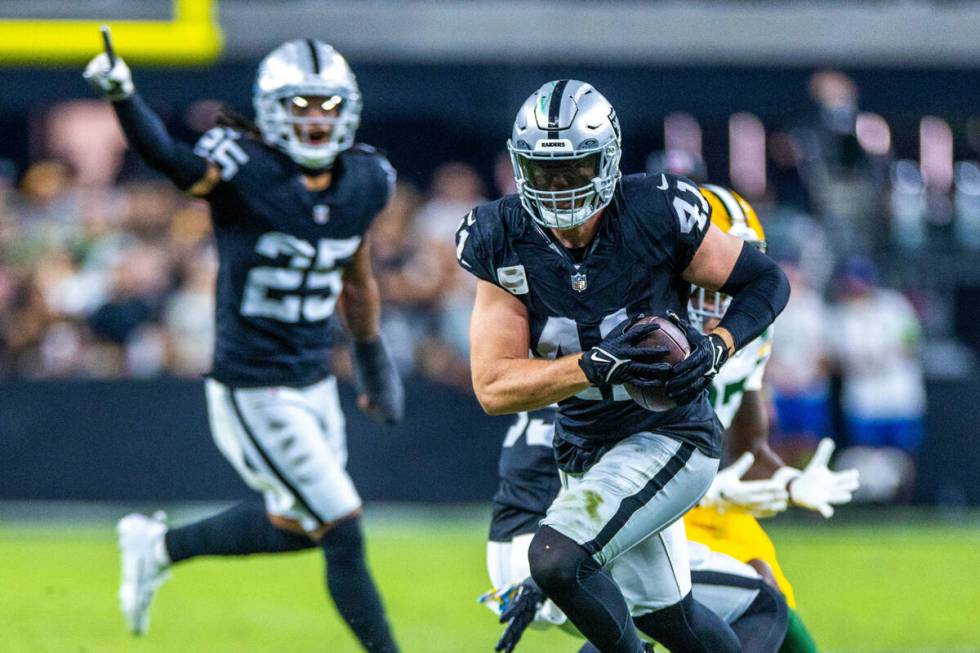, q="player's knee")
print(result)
[528,526,591,593]
[309,508,362,543]
[319,513,365,559]
[267,513,307,535]
[746,558,780,592]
